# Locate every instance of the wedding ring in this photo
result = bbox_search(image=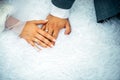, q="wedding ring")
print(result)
[45,29,48,32]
